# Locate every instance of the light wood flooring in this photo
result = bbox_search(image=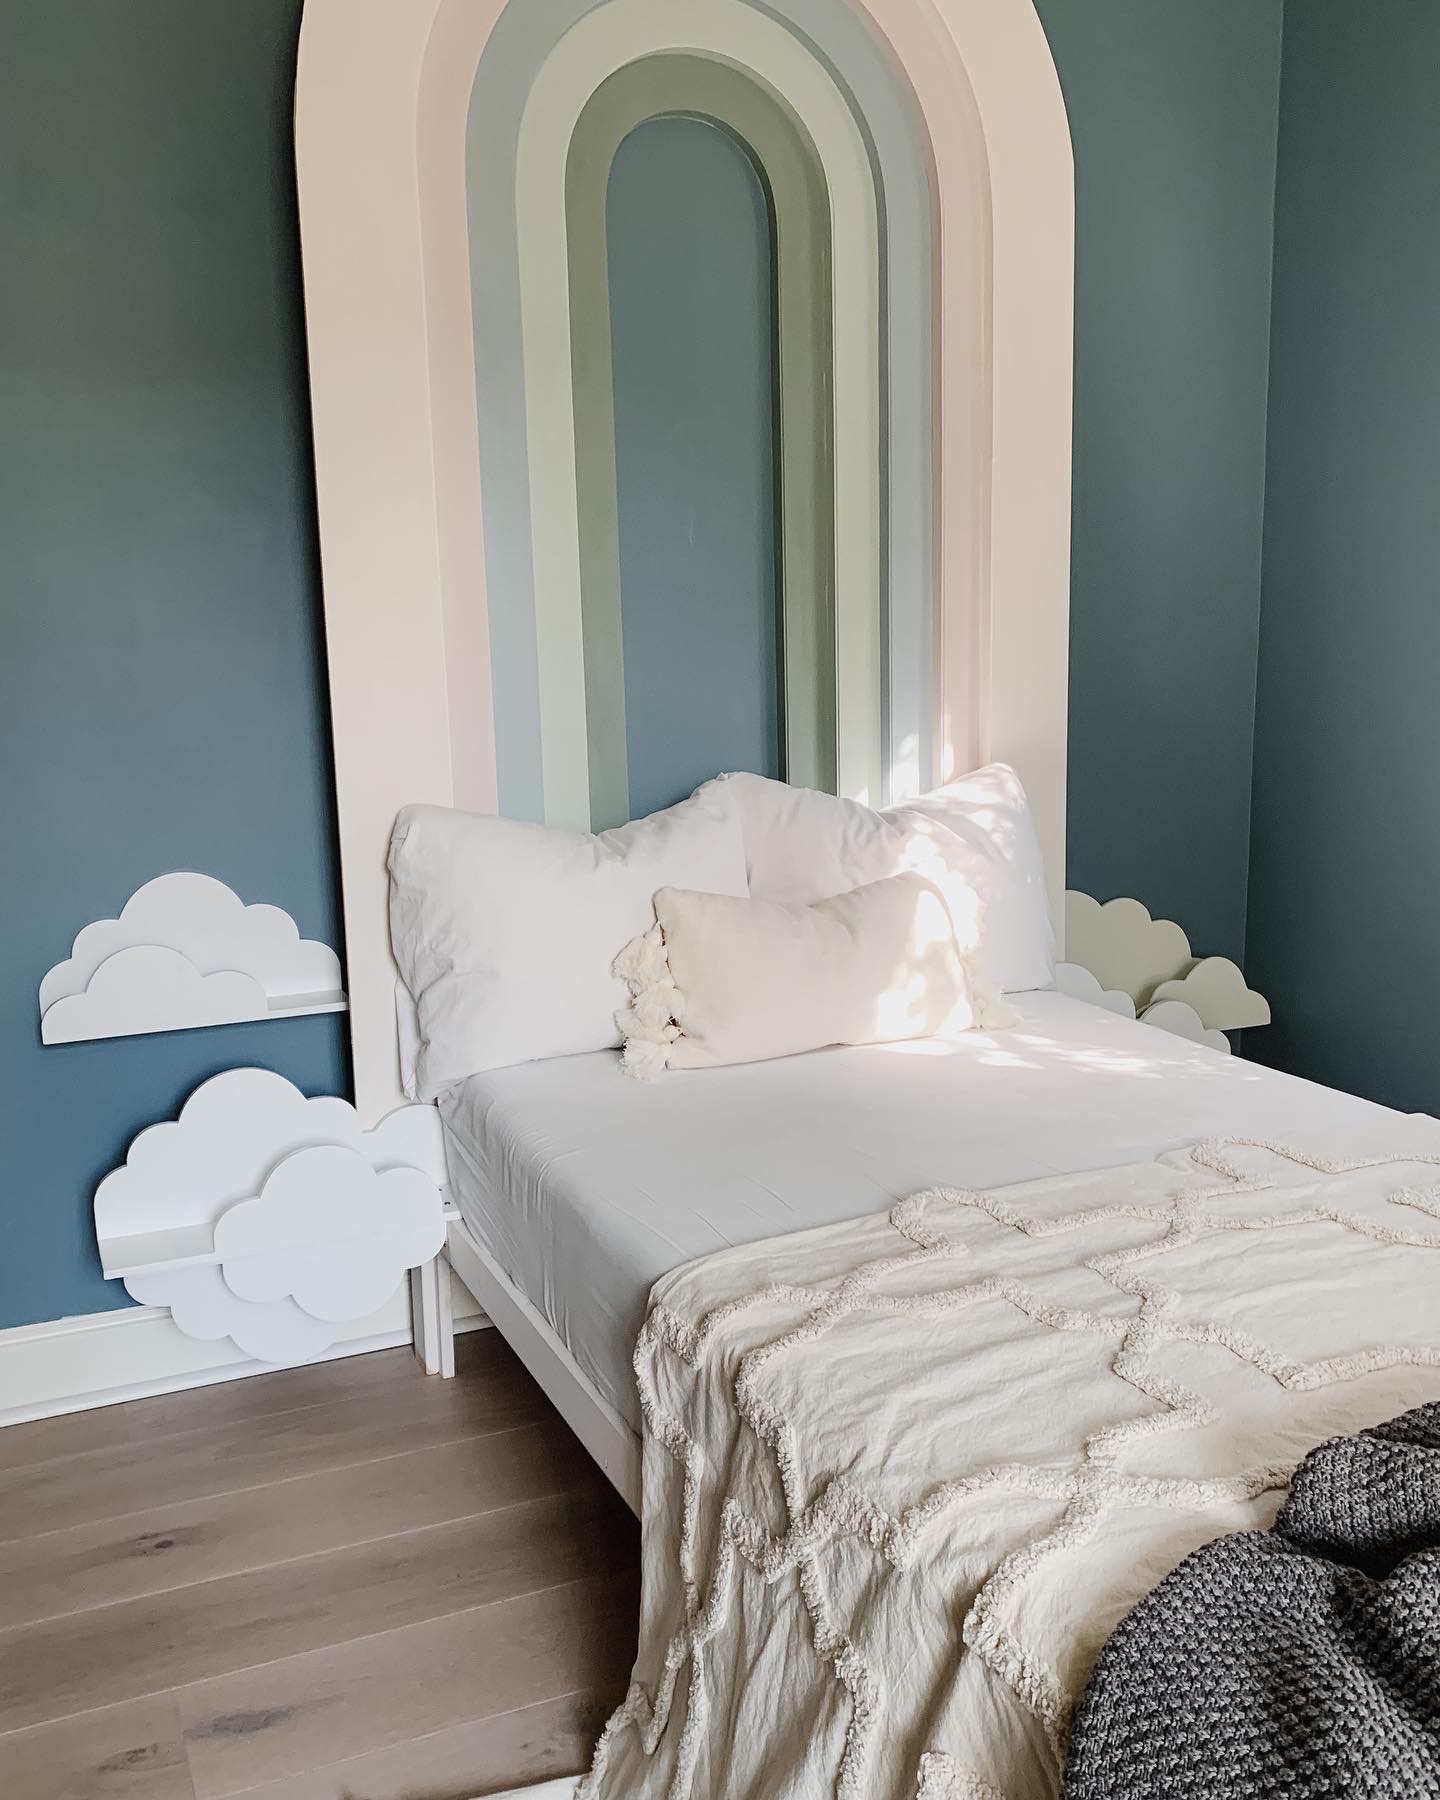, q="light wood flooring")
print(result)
[0,1329,640,1800]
